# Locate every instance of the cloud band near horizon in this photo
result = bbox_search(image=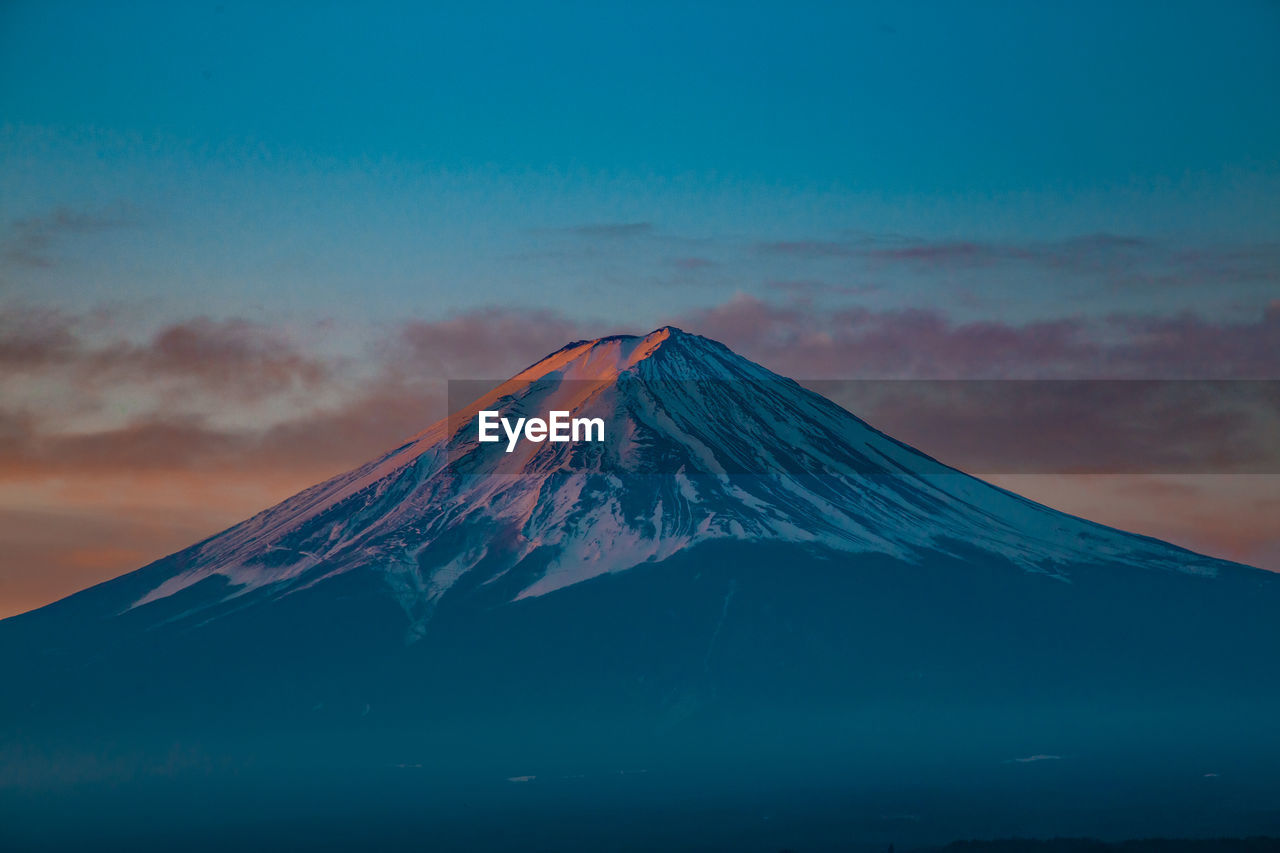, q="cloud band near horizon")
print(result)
[2,298,1278,618]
